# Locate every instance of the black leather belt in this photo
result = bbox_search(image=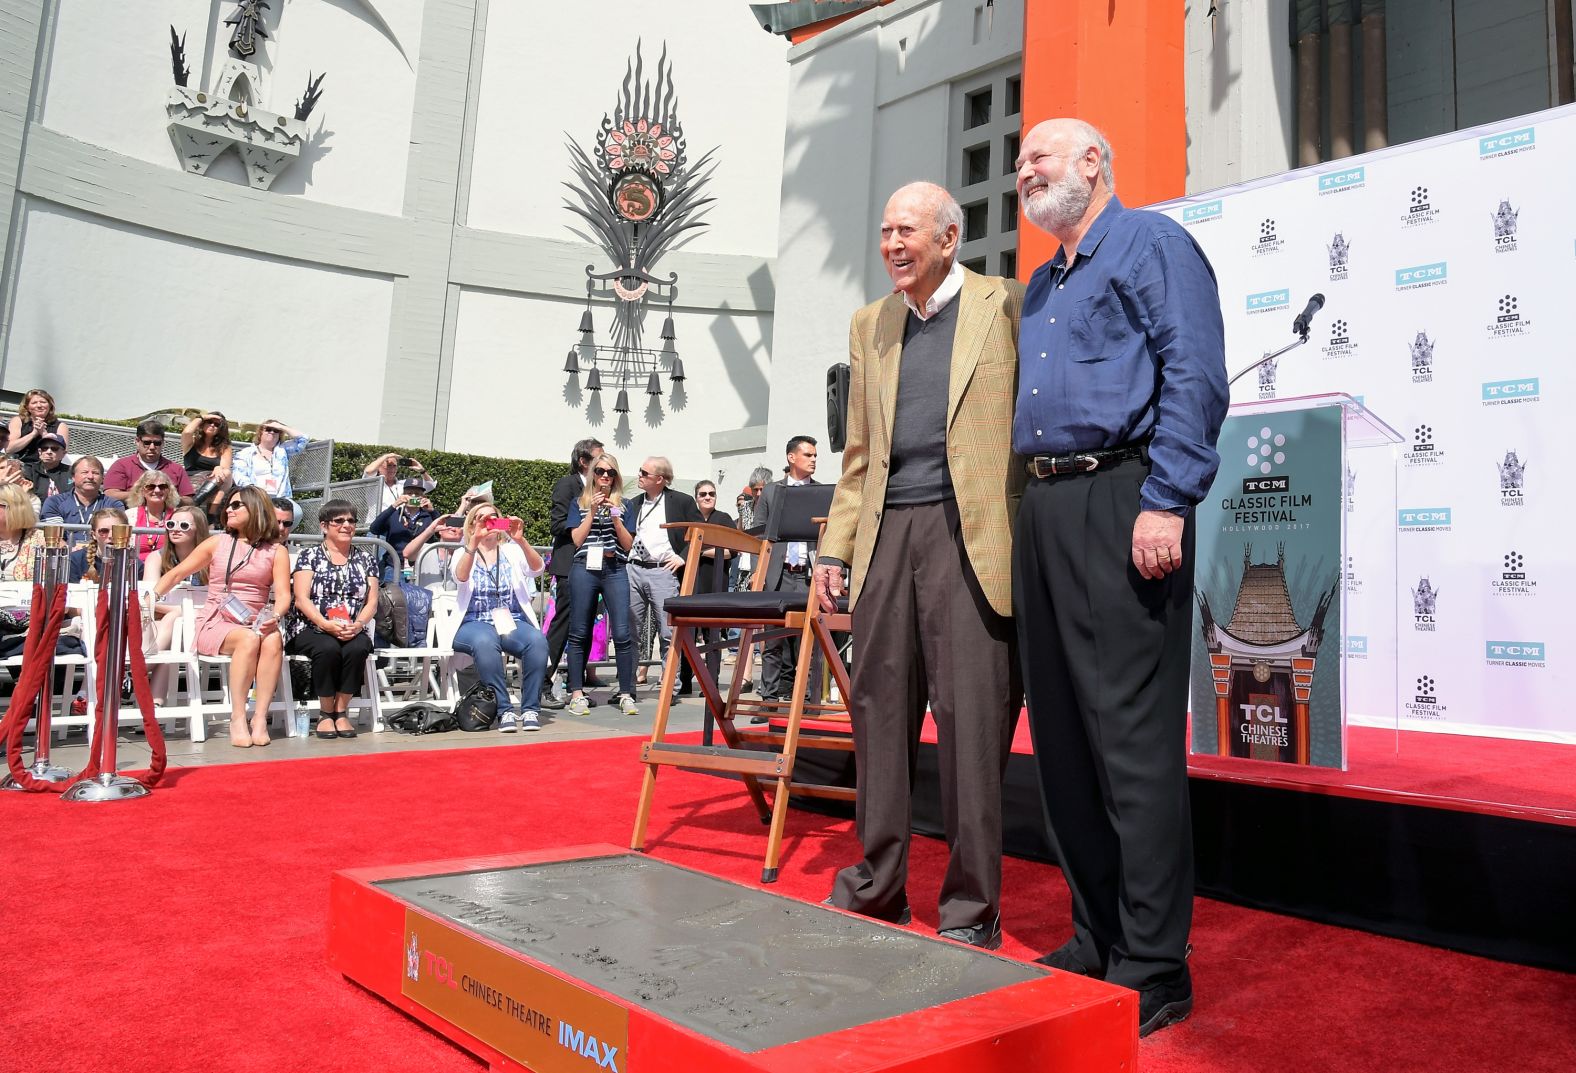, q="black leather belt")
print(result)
[781,563,809,574]
[1026,442,1148,479]
[629,559,663,569]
